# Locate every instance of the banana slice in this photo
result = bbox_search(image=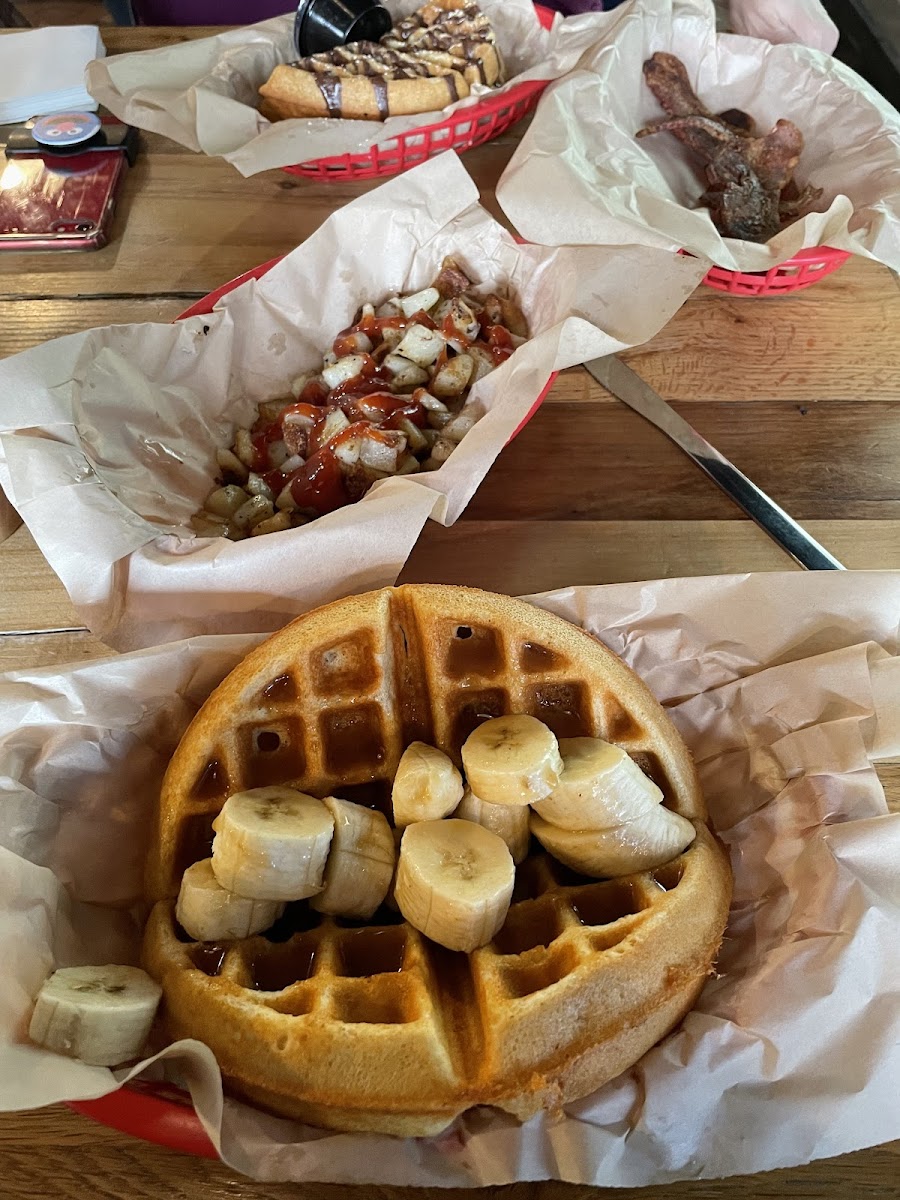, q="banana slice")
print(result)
[454,787,530,864]
[392,742,464,828]
[531,807,696,878]
[29,965,161,1067]
[395,818,515,952]
[311,797,396,919]
[461,714,563,806]
[176,858,284,941]
[211,786,334,902]
[532,738,664,831]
